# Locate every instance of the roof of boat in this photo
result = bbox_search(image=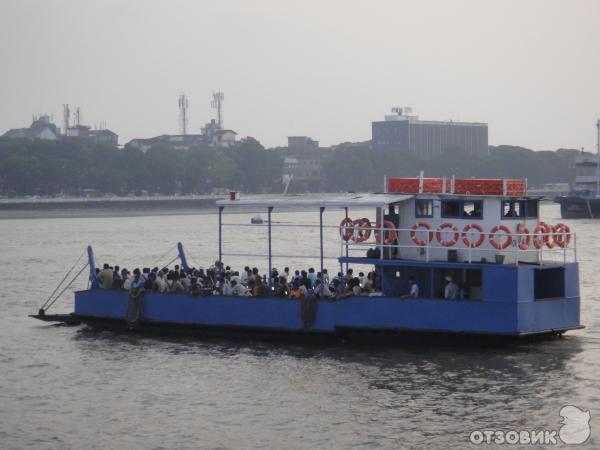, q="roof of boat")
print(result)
[217,193,413,208]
